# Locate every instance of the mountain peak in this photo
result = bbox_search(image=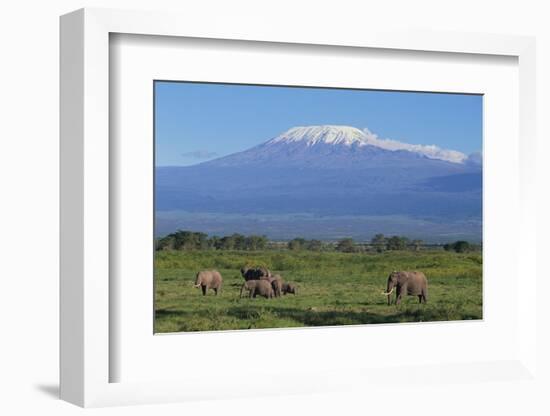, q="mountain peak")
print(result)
[265,125,469,164]
[267,125,368,146]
